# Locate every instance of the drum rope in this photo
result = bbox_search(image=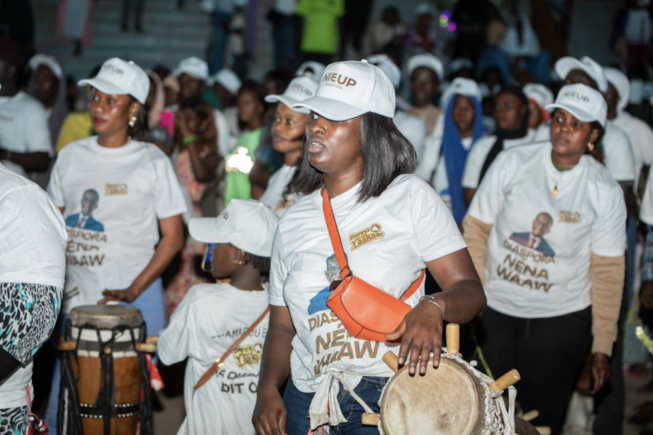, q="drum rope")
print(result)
[59,319,84,434]
[309,370,375,431]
